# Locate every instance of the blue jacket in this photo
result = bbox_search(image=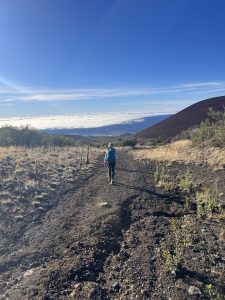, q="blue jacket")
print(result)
[104,147,117,163]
